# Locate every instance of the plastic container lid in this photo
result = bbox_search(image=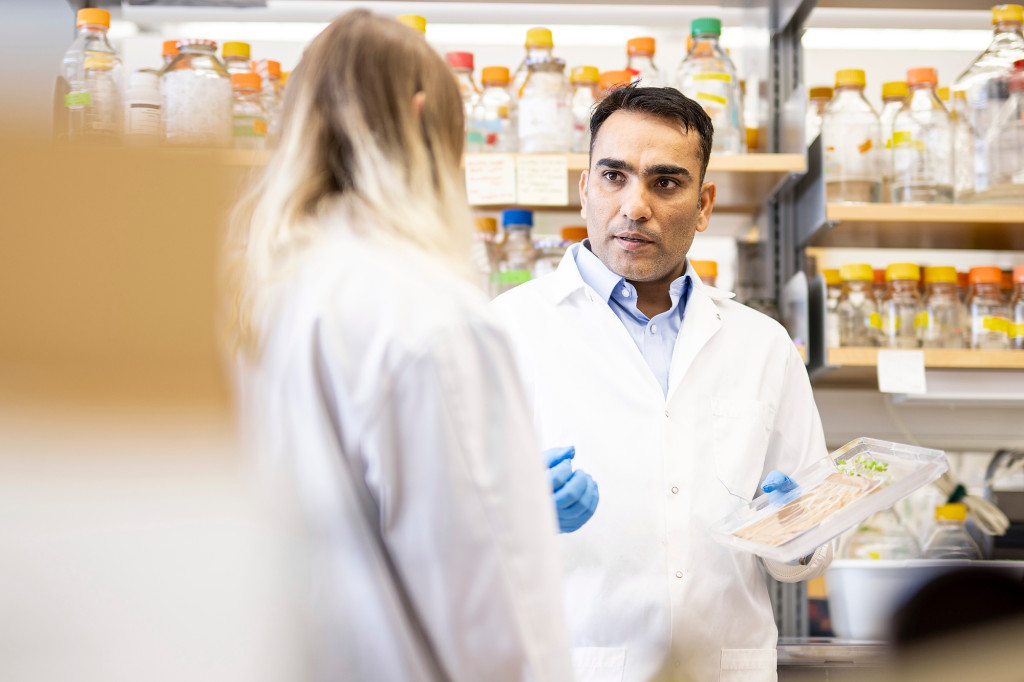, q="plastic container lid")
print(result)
[835,69,866,88]
[481,66,509,84]
[691,259,718,279]
[560,226,589,242]
[570,66,599,84]
[882,81,908,99]
[969,266,1003,285]
[77,8,110,28]
[162,40,180,58]
[907,67,938,86]
[223,42,250,59]
[475,217,497,233]
[823,269,841,286]
[924,266,957,285]
[397,14,427,33]
[600,70,633,91]
[1015,264,1024,284]
[252,59,281,78]
[993,4,1024,23]
[502,209,534,227]
[839,263,874,282]
[886,263,920,282]
[711,438,948,564]
[809,86,834,100]
[446,52,474,70]
[691,17,722,36]
[525,27,553,48]
[935,503,967,521]
[231,72,261,90]
[627,37,656,56]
